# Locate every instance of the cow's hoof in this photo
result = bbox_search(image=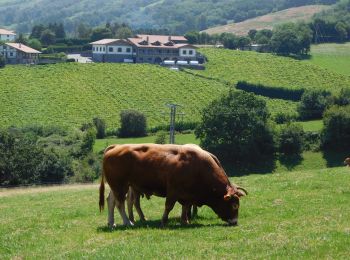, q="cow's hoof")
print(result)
[108,223,116,229]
